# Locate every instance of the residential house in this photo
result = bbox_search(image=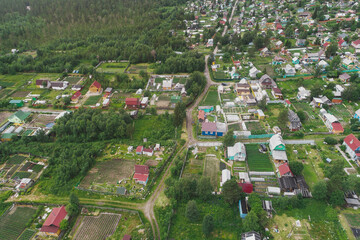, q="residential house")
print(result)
[9,100,24,107]
[163,78,173,90]
[283,64,296,77]
[241,231,261,240]
[105,87,113,93]
[249,67,261,78]
[220,169,231,187]
[255,109,265,120]
[36,79,51,88]
[354,109,360,121]
[140,97,149,108]
[201,122,217,136]
[285,99,291,108]
[238,182,253,194]
[317,60,329,70]
[198,110,205,122]
[259,74,275,89]
[133,165,149,185]
[296,39,306,47]
[298,12,312,19]
[143,148,153,156]
[227,142,246,161]
[125,98,140,109]
[303,50,325,62]
[40,206,68,237]
[351,39,360,49]
[338,38,348,48]
[278,162,293,177]
[292,57,300,64]
[271,87,283,99]
[71,91,82,103]
[8,110,31,125]
[136,146,143,155]
[51,81,68,90]
[343,134,360,161]
[339,73,351,82]
[275,40,283,49]
[89,80,102,93]
[297,87,311,100]
[288,110,302,131]
[15,178,33,192]
[322,112,344,134]
[311,96,331,108]
[71,85,83,91]
[260,47,271,57]
[272,56,285,65]
[269,134,288,163]
[342,58,353,69]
